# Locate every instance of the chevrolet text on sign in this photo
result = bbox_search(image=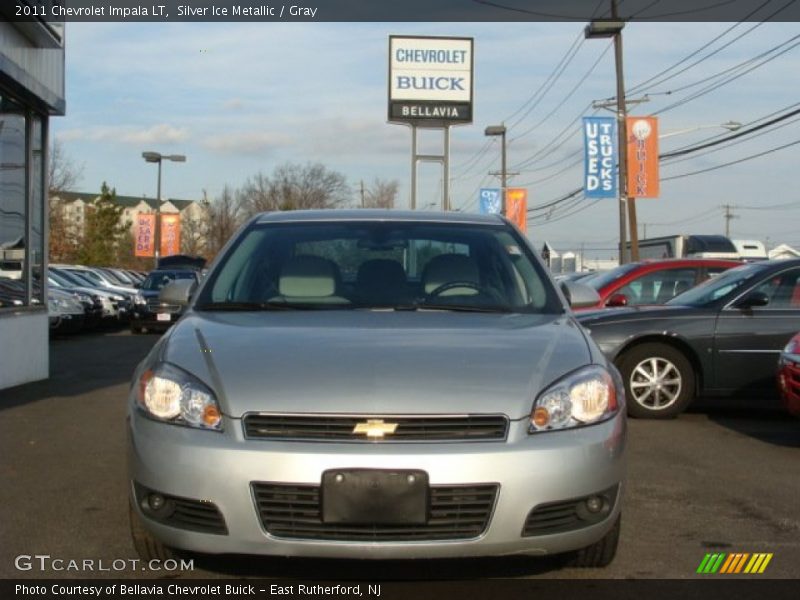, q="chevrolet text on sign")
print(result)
[583,116,618,198]
[389,35,473,124]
